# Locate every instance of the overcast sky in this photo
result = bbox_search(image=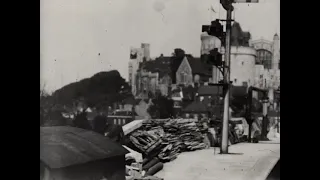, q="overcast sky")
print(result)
[40,0,280,92]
